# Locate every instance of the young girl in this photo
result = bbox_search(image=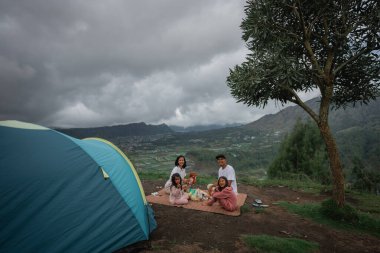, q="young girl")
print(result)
[169,173,189,205]
[206,176,237,211]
